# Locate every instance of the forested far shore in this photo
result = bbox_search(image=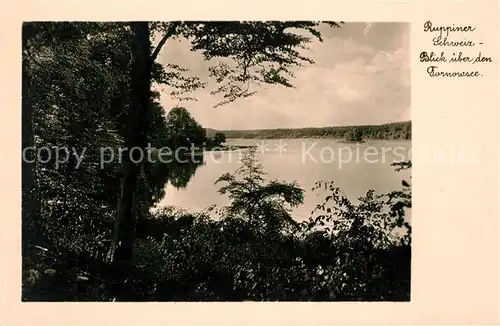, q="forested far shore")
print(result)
[205,121,411,140]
